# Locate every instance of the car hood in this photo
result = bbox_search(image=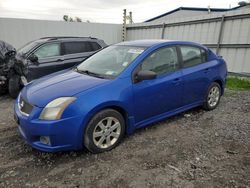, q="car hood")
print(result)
[22,70,110,107]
